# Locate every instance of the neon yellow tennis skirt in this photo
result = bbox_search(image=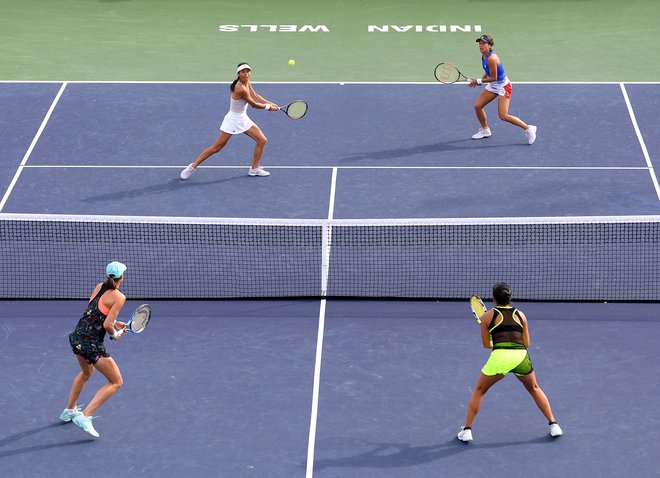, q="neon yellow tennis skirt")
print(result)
[482,349,533,376]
